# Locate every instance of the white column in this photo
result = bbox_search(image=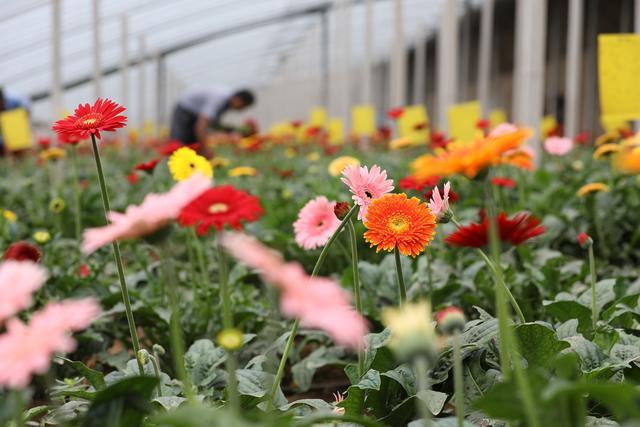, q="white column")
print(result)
[92,0,102,98]
[513,0,547,160]
[51,0,62,119]
[564,0,583,138]
[337,0,352,126]
[138,35,146,130]
[437,0,458,130]
[390,0,406,107]
[362,0,373,105]
[120,15,129,108]
[413,32,426,105]
[477,0,494,117]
